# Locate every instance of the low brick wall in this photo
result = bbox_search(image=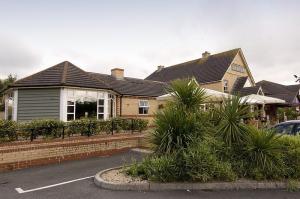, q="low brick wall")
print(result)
[0,133,146,172]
